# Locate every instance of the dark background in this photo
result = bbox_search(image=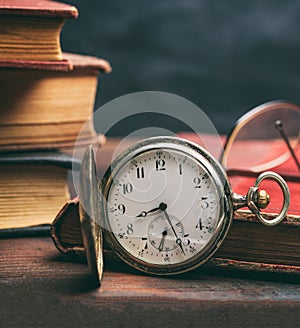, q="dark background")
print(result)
[61,0,300,135]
